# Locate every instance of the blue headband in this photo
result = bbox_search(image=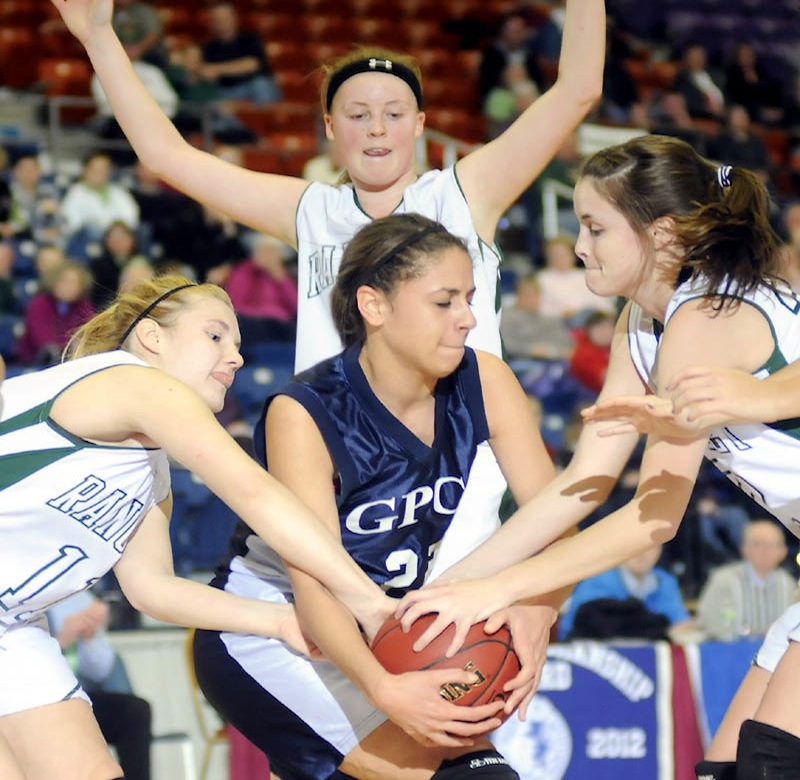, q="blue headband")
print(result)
[326,57,423,112]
